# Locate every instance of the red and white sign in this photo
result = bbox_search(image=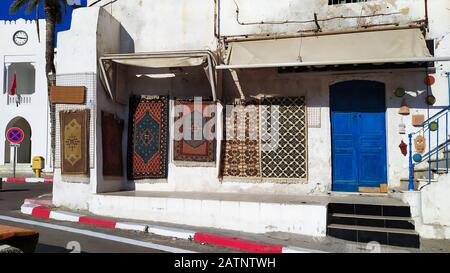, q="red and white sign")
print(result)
[6,127,25,144]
